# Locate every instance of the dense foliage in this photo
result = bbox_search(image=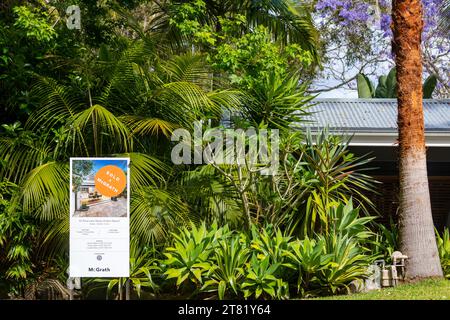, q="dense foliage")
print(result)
[106,211,377,300]
[436,228,450,279]
[0,0,448,300]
